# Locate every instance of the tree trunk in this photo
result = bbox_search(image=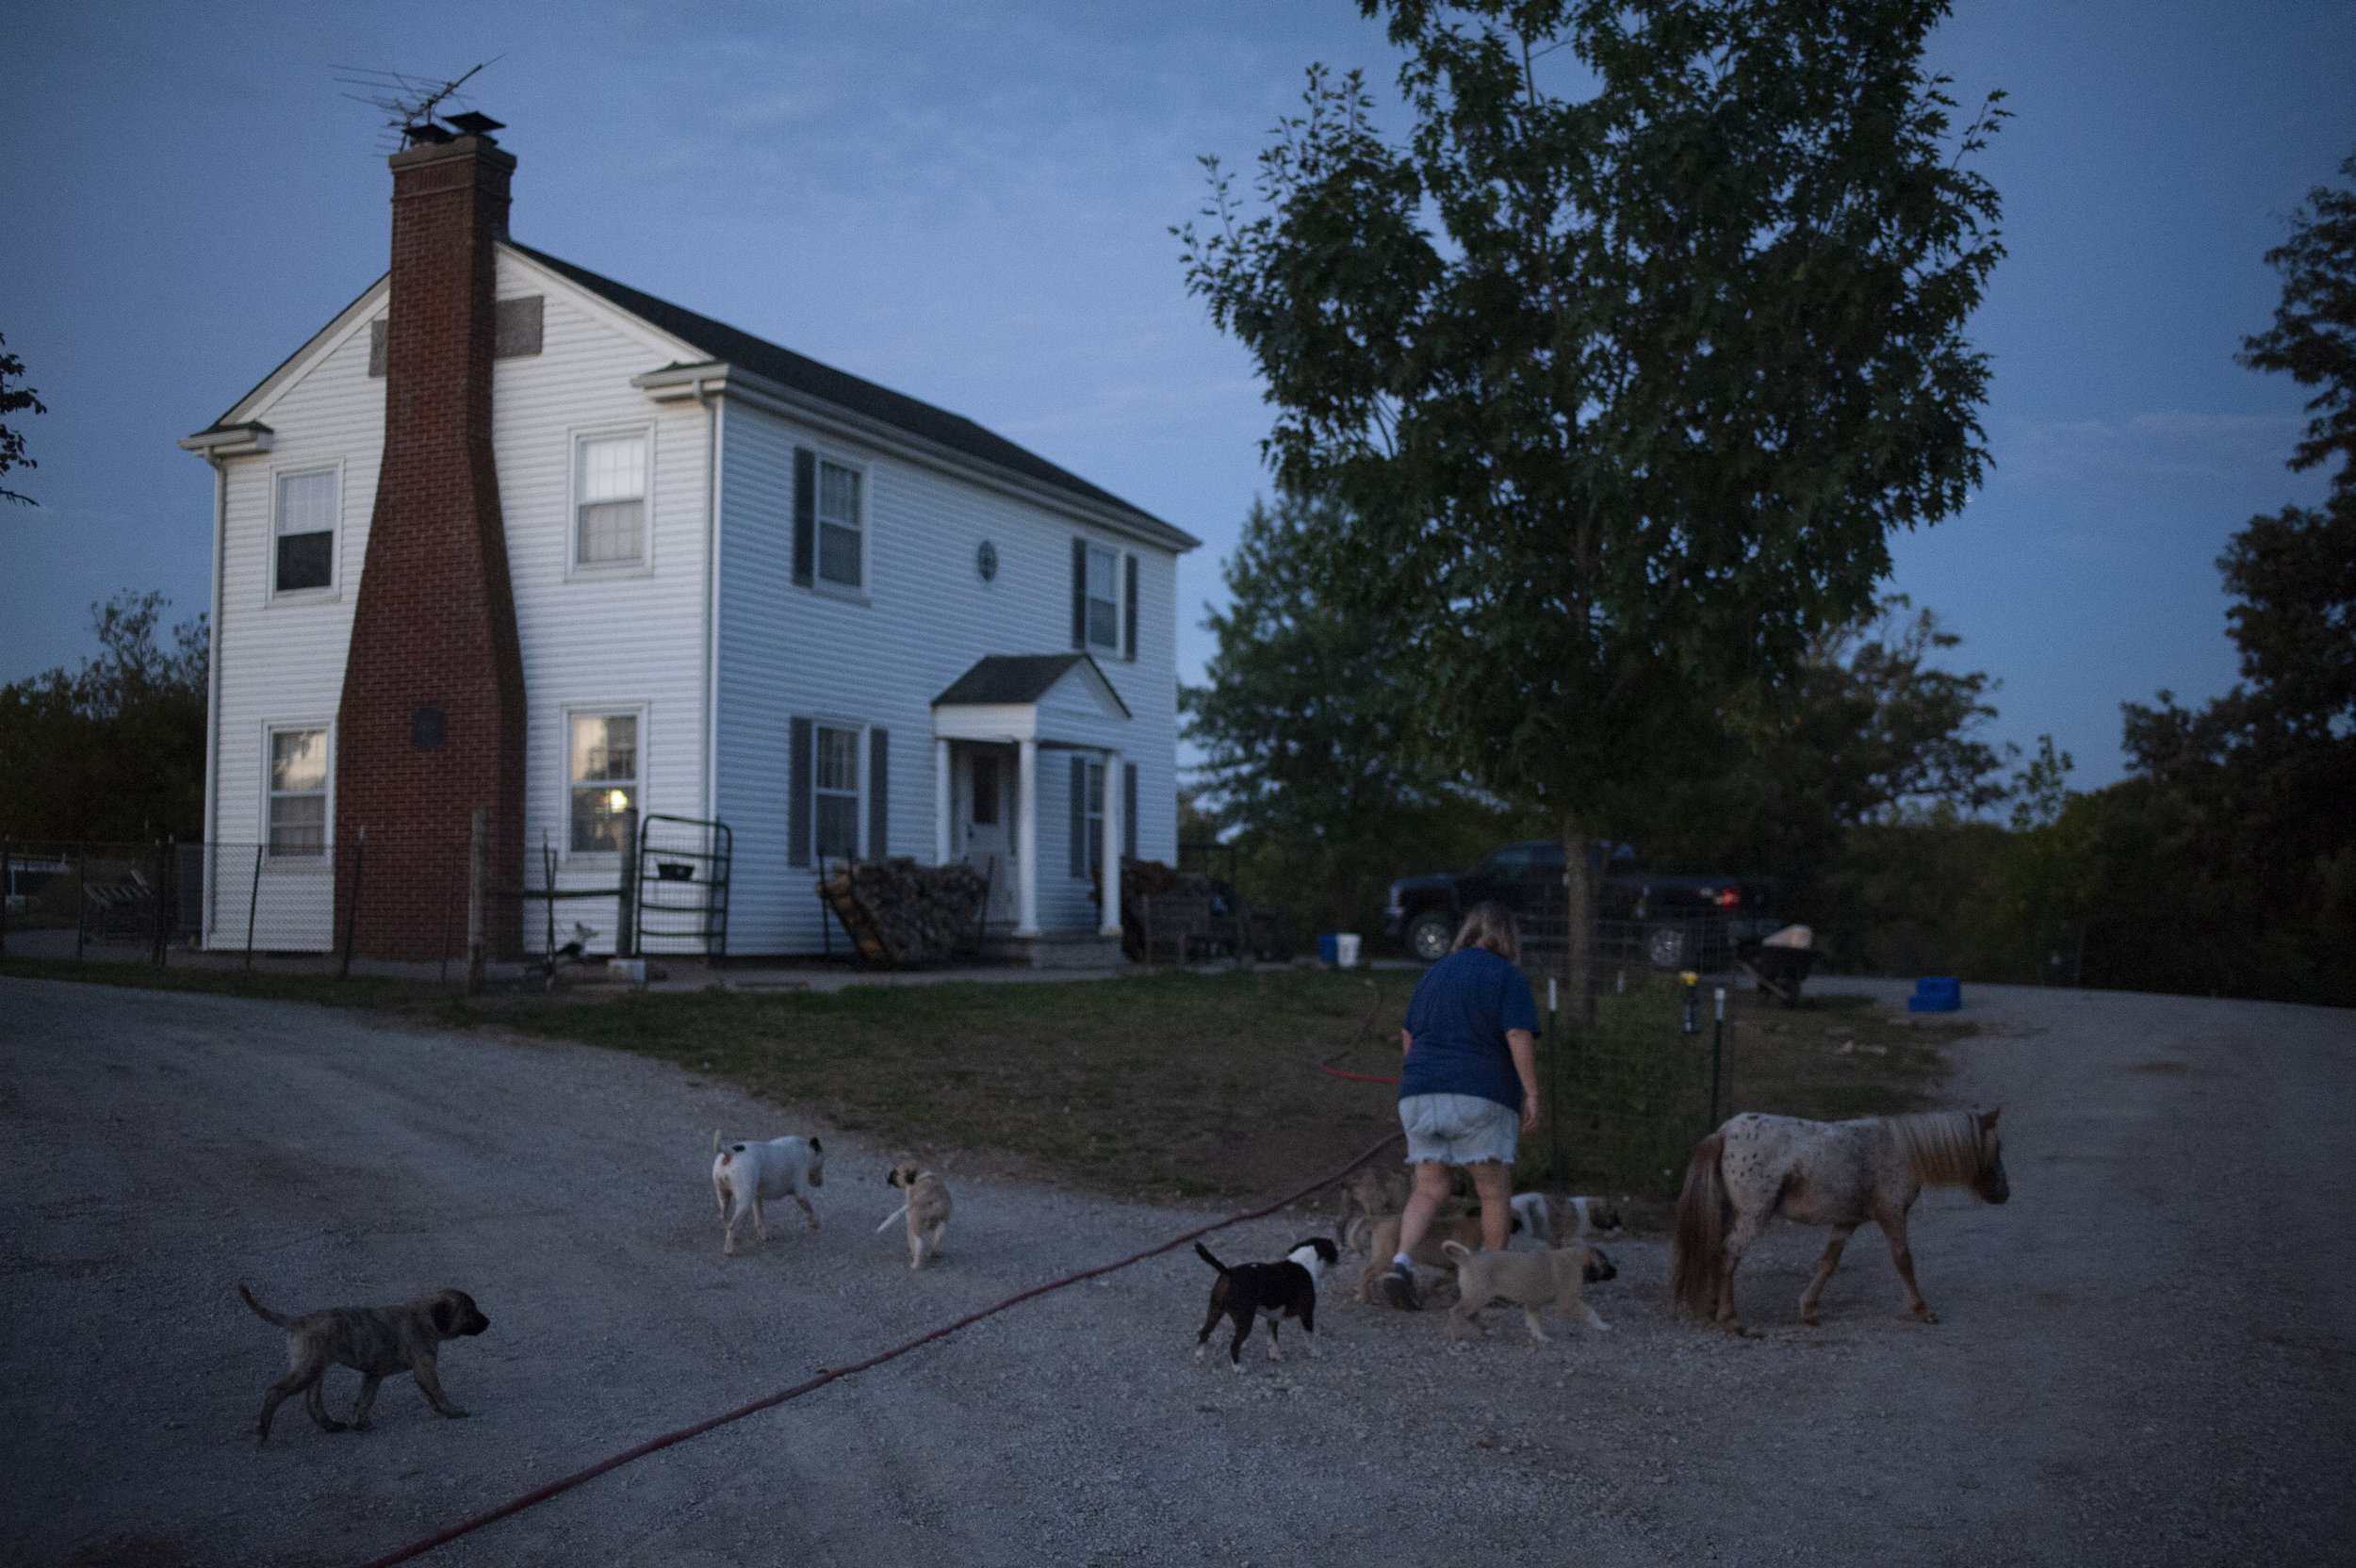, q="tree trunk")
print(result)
[1560,811,1594,1027]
